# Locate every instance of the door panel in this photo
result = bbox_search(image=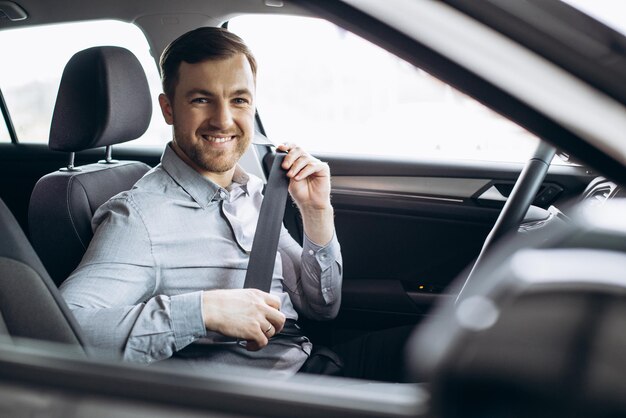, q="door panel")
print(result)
[333,176,491,201]
[292,153,593,340]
